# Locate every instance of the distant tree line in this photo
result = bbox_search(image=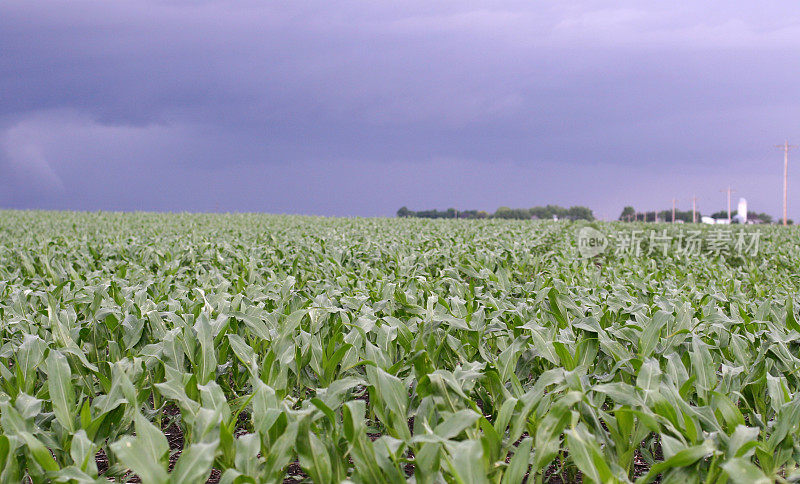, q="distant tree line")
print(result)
[709,210,775,224]
[396,207,489,219]
[397,205,595,221]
